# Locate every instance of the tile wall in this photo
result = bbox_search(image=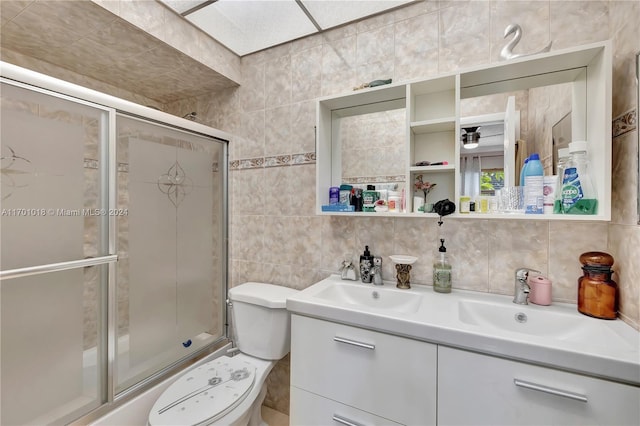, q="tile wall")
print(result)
[165,0,640,414]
